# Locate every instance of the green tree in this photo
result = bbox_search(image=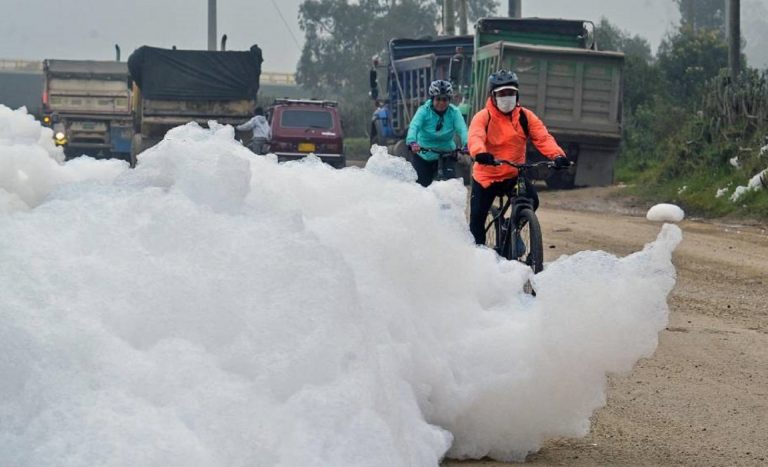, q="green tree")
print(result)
[463,0,497,23]
[594,18,660,117]
[594,17,652,62]
[297,0,437,136]
[675,0,726,33]
[657,26,728,105]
